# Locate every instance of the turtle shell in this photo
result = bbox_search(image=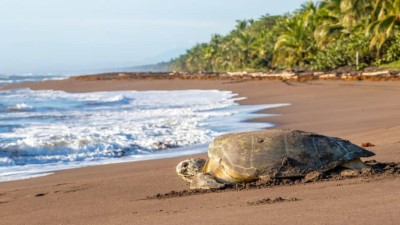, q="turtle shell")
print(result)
[207,129,374,181]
